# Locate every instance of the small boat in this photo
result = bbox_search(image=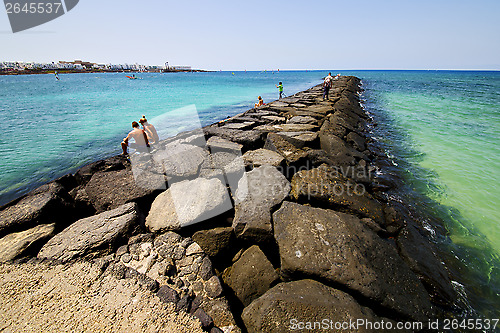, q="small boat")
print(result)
[126,75,137,80]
